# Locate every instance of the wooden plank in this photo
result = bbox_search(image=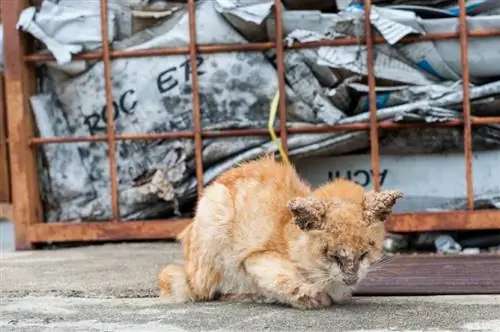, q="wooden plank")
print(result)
[25,210,500,244]
[1,0,43,250]
[0,202,12,220]
[28,220,191,243]
[386,210,500,233]
[0,76,11,203]
[355,254,500,295]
